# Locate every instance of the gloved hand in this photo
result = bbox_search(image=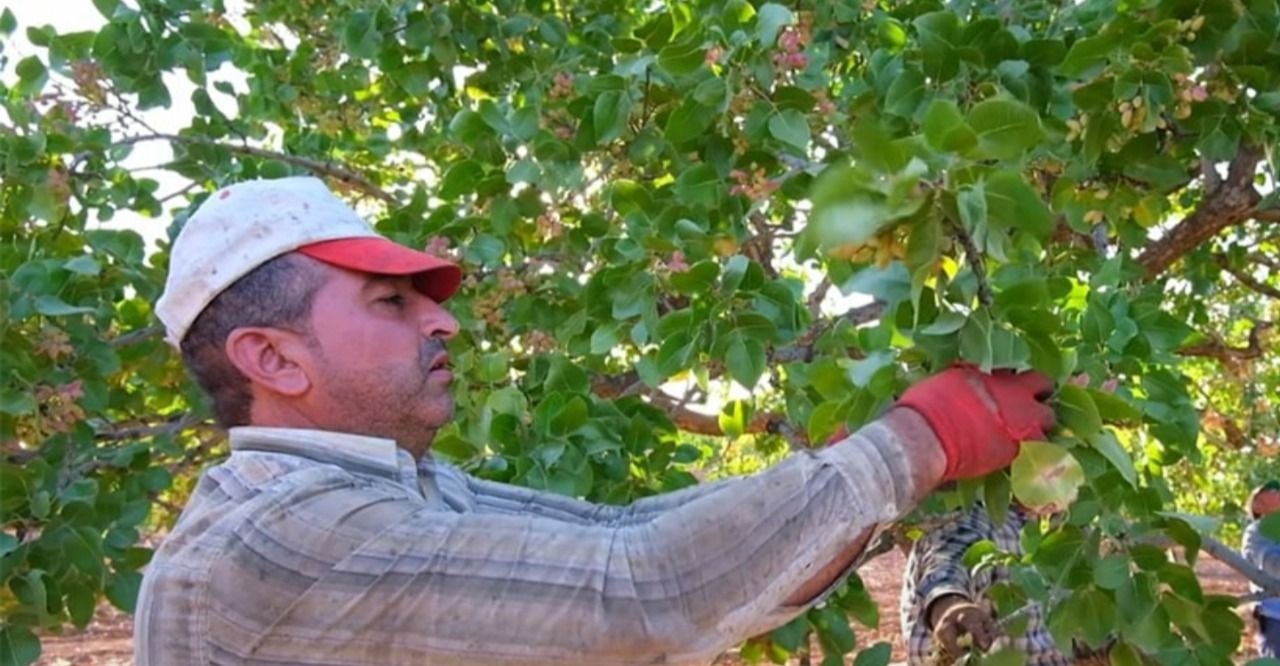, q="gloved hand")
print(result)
[896,364,1055,480]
